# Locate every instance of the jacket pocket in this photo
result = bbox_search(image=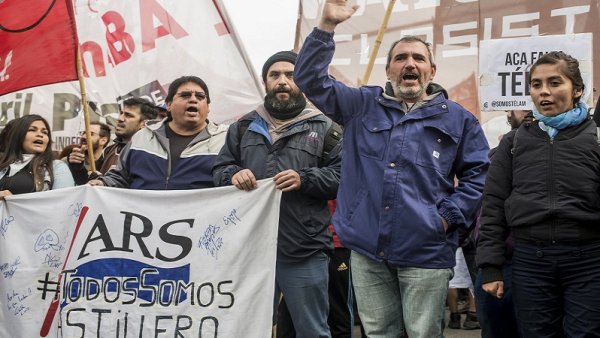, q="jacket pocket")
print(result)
[416,123,459,175]
[287,138,320,156]
[358,118,390,161]
[299,198,330,236]
[345,188,368,224]
[286,137,320,167]
[429,205,447,243]
[240,133,269,165]
[241,132,267,150]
